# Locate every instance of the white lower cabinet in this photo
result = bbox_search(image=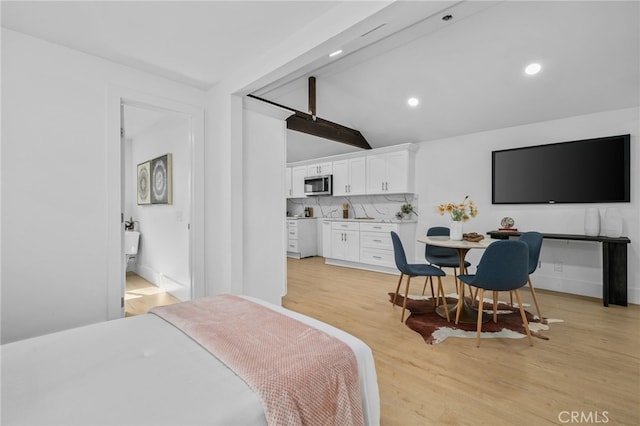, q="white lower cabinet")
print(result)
[325,220,416,273]
[331,222,360,262]
[321,220,332,258]
[286,219,317,259]
[359,222,398,269]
